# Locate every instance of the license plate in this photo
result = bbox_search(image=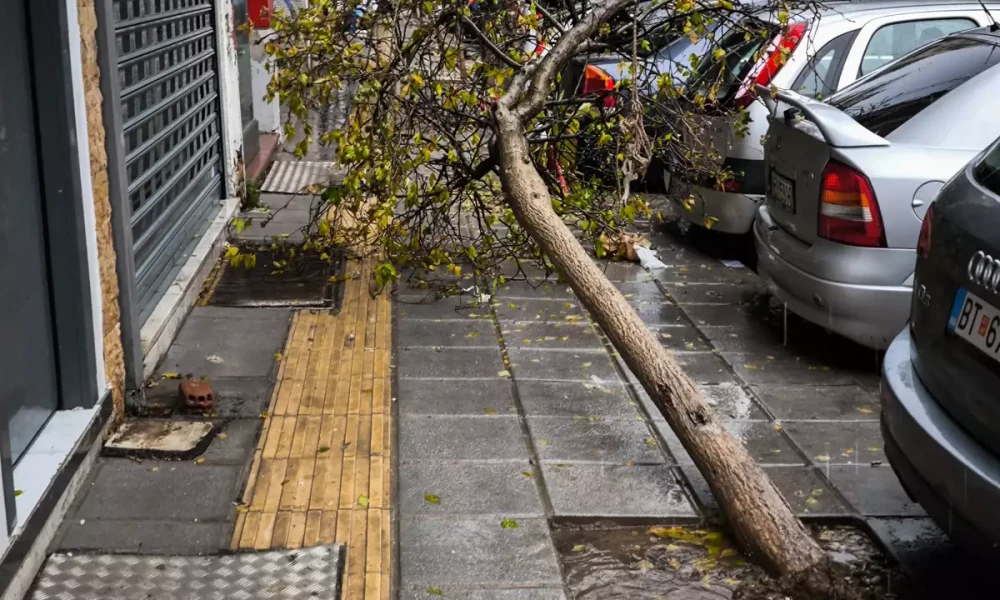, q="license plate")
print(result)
[948,288,1000,358]
[770,171,795,213]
